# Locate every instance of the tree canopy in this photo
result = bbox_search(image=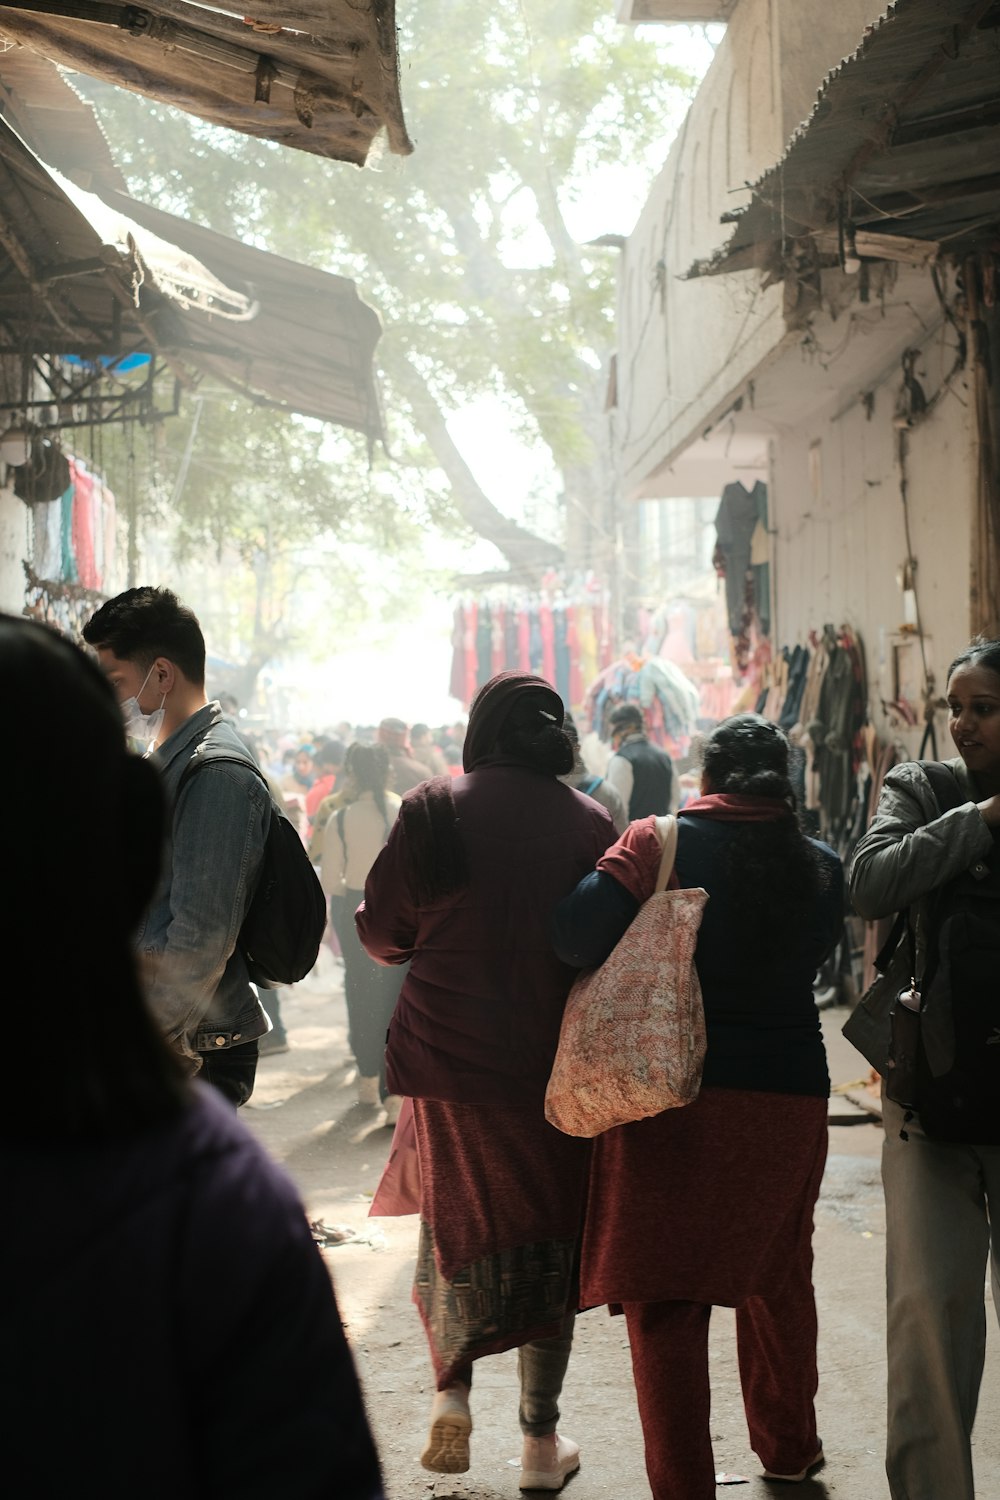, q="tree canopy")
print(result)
[80,1,700,582]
